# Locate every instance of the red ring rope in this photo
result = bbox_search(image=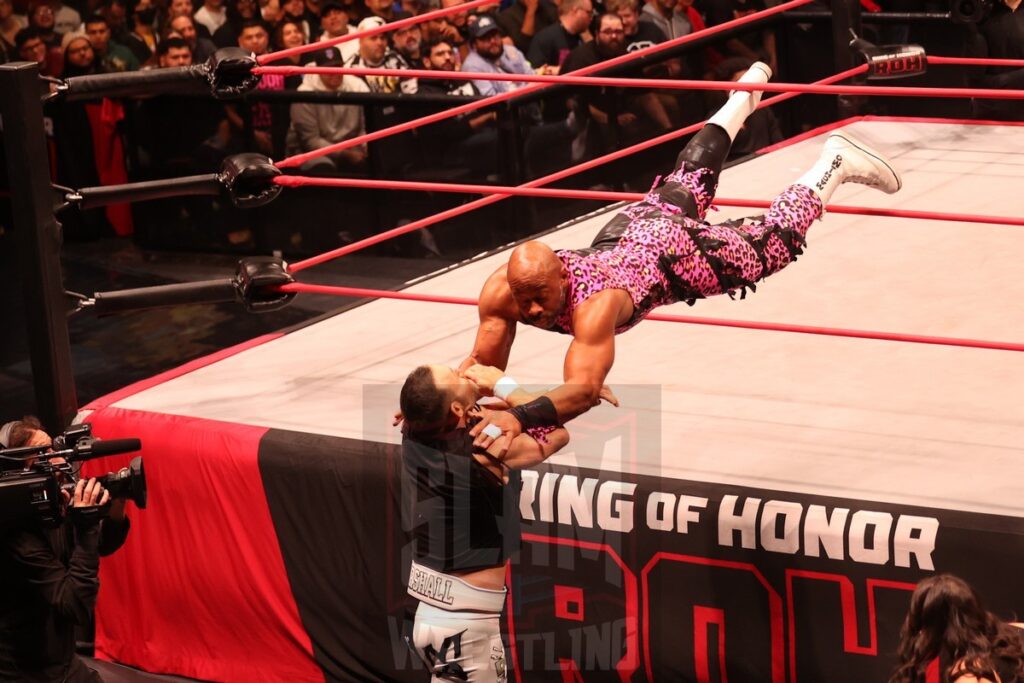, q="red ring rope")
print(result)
[257,0,496,64]
[274,0,815,169]
[272,176,1024,228]
[928,55,1024,68]
[257,66,1024,101]
[277,283,1024,353]
[287,64,866,272]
